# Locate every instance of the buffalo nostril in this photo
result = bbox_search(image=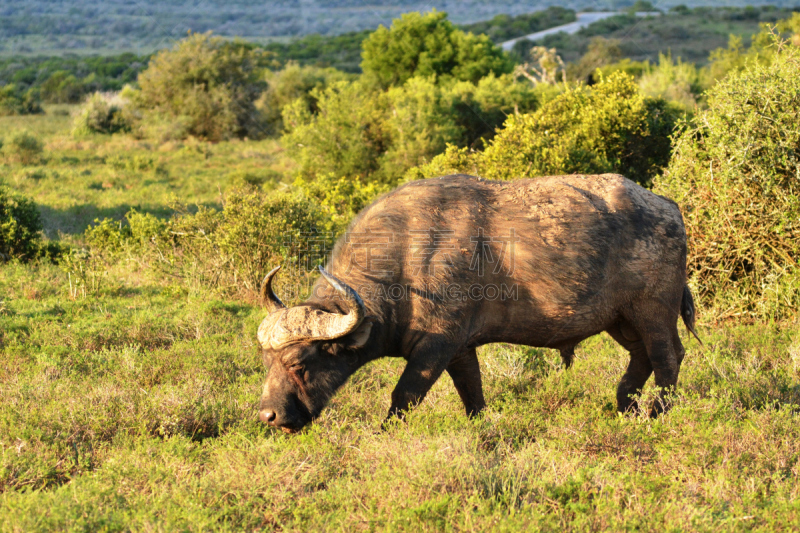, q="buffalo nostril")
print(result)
[259,410,277,424]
